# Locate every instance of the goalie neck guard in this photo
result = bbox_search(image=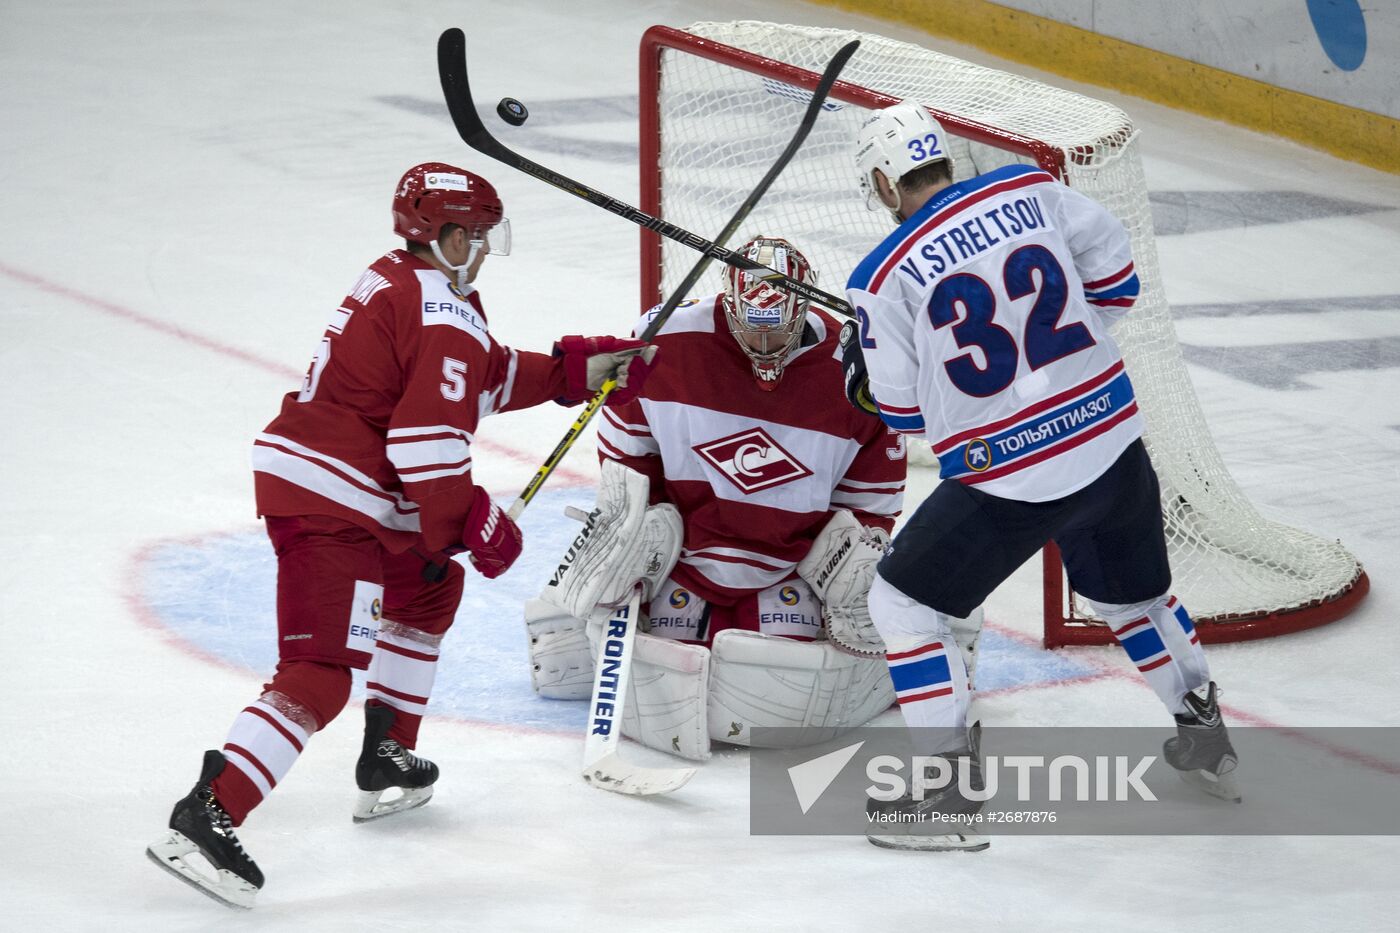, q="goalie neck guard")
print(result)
[722,236,816,391]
